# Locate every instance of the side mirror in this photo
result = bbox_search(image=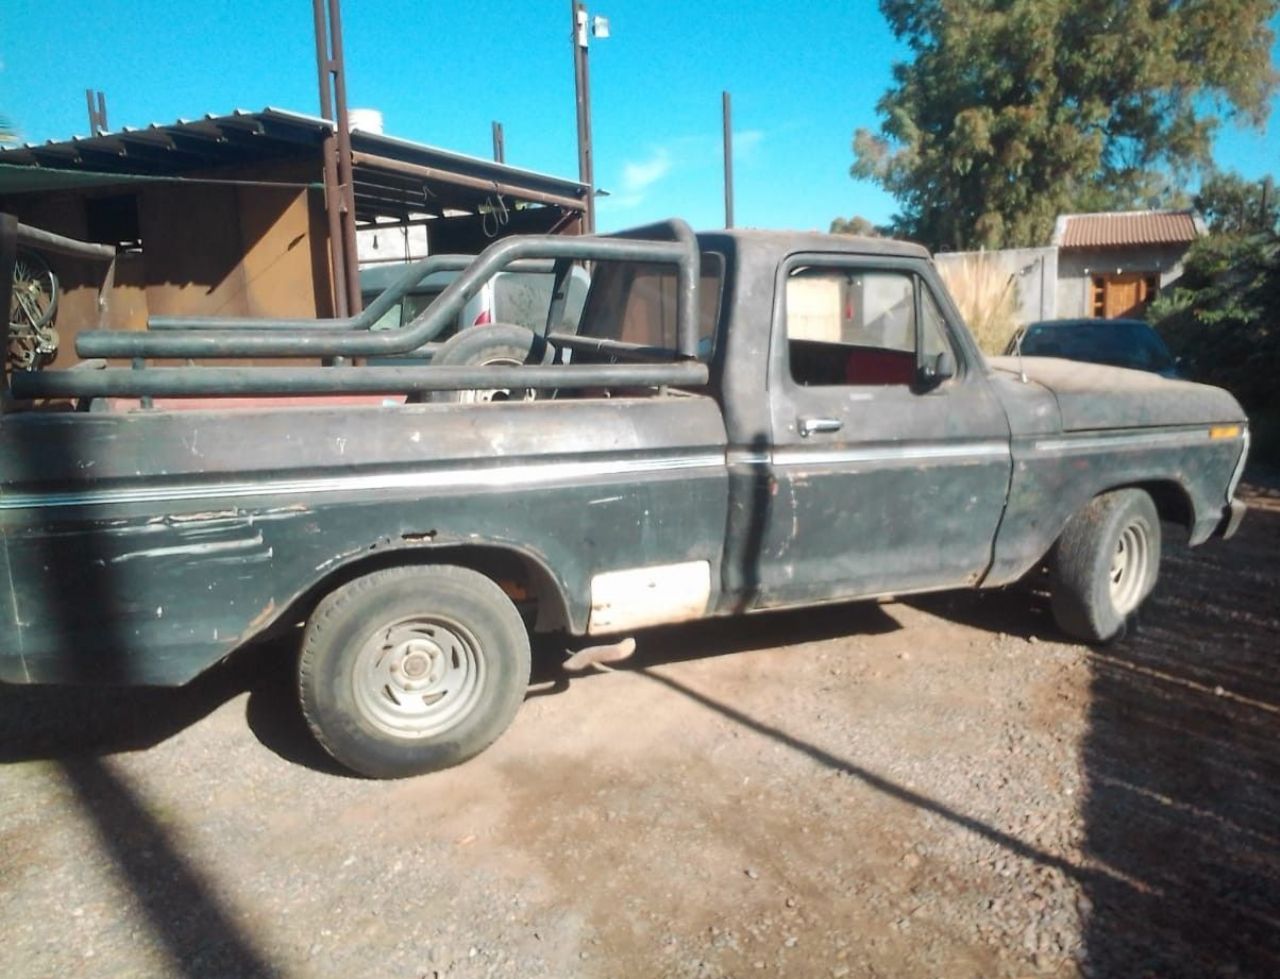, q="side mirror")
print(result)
[919,350,955,387]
